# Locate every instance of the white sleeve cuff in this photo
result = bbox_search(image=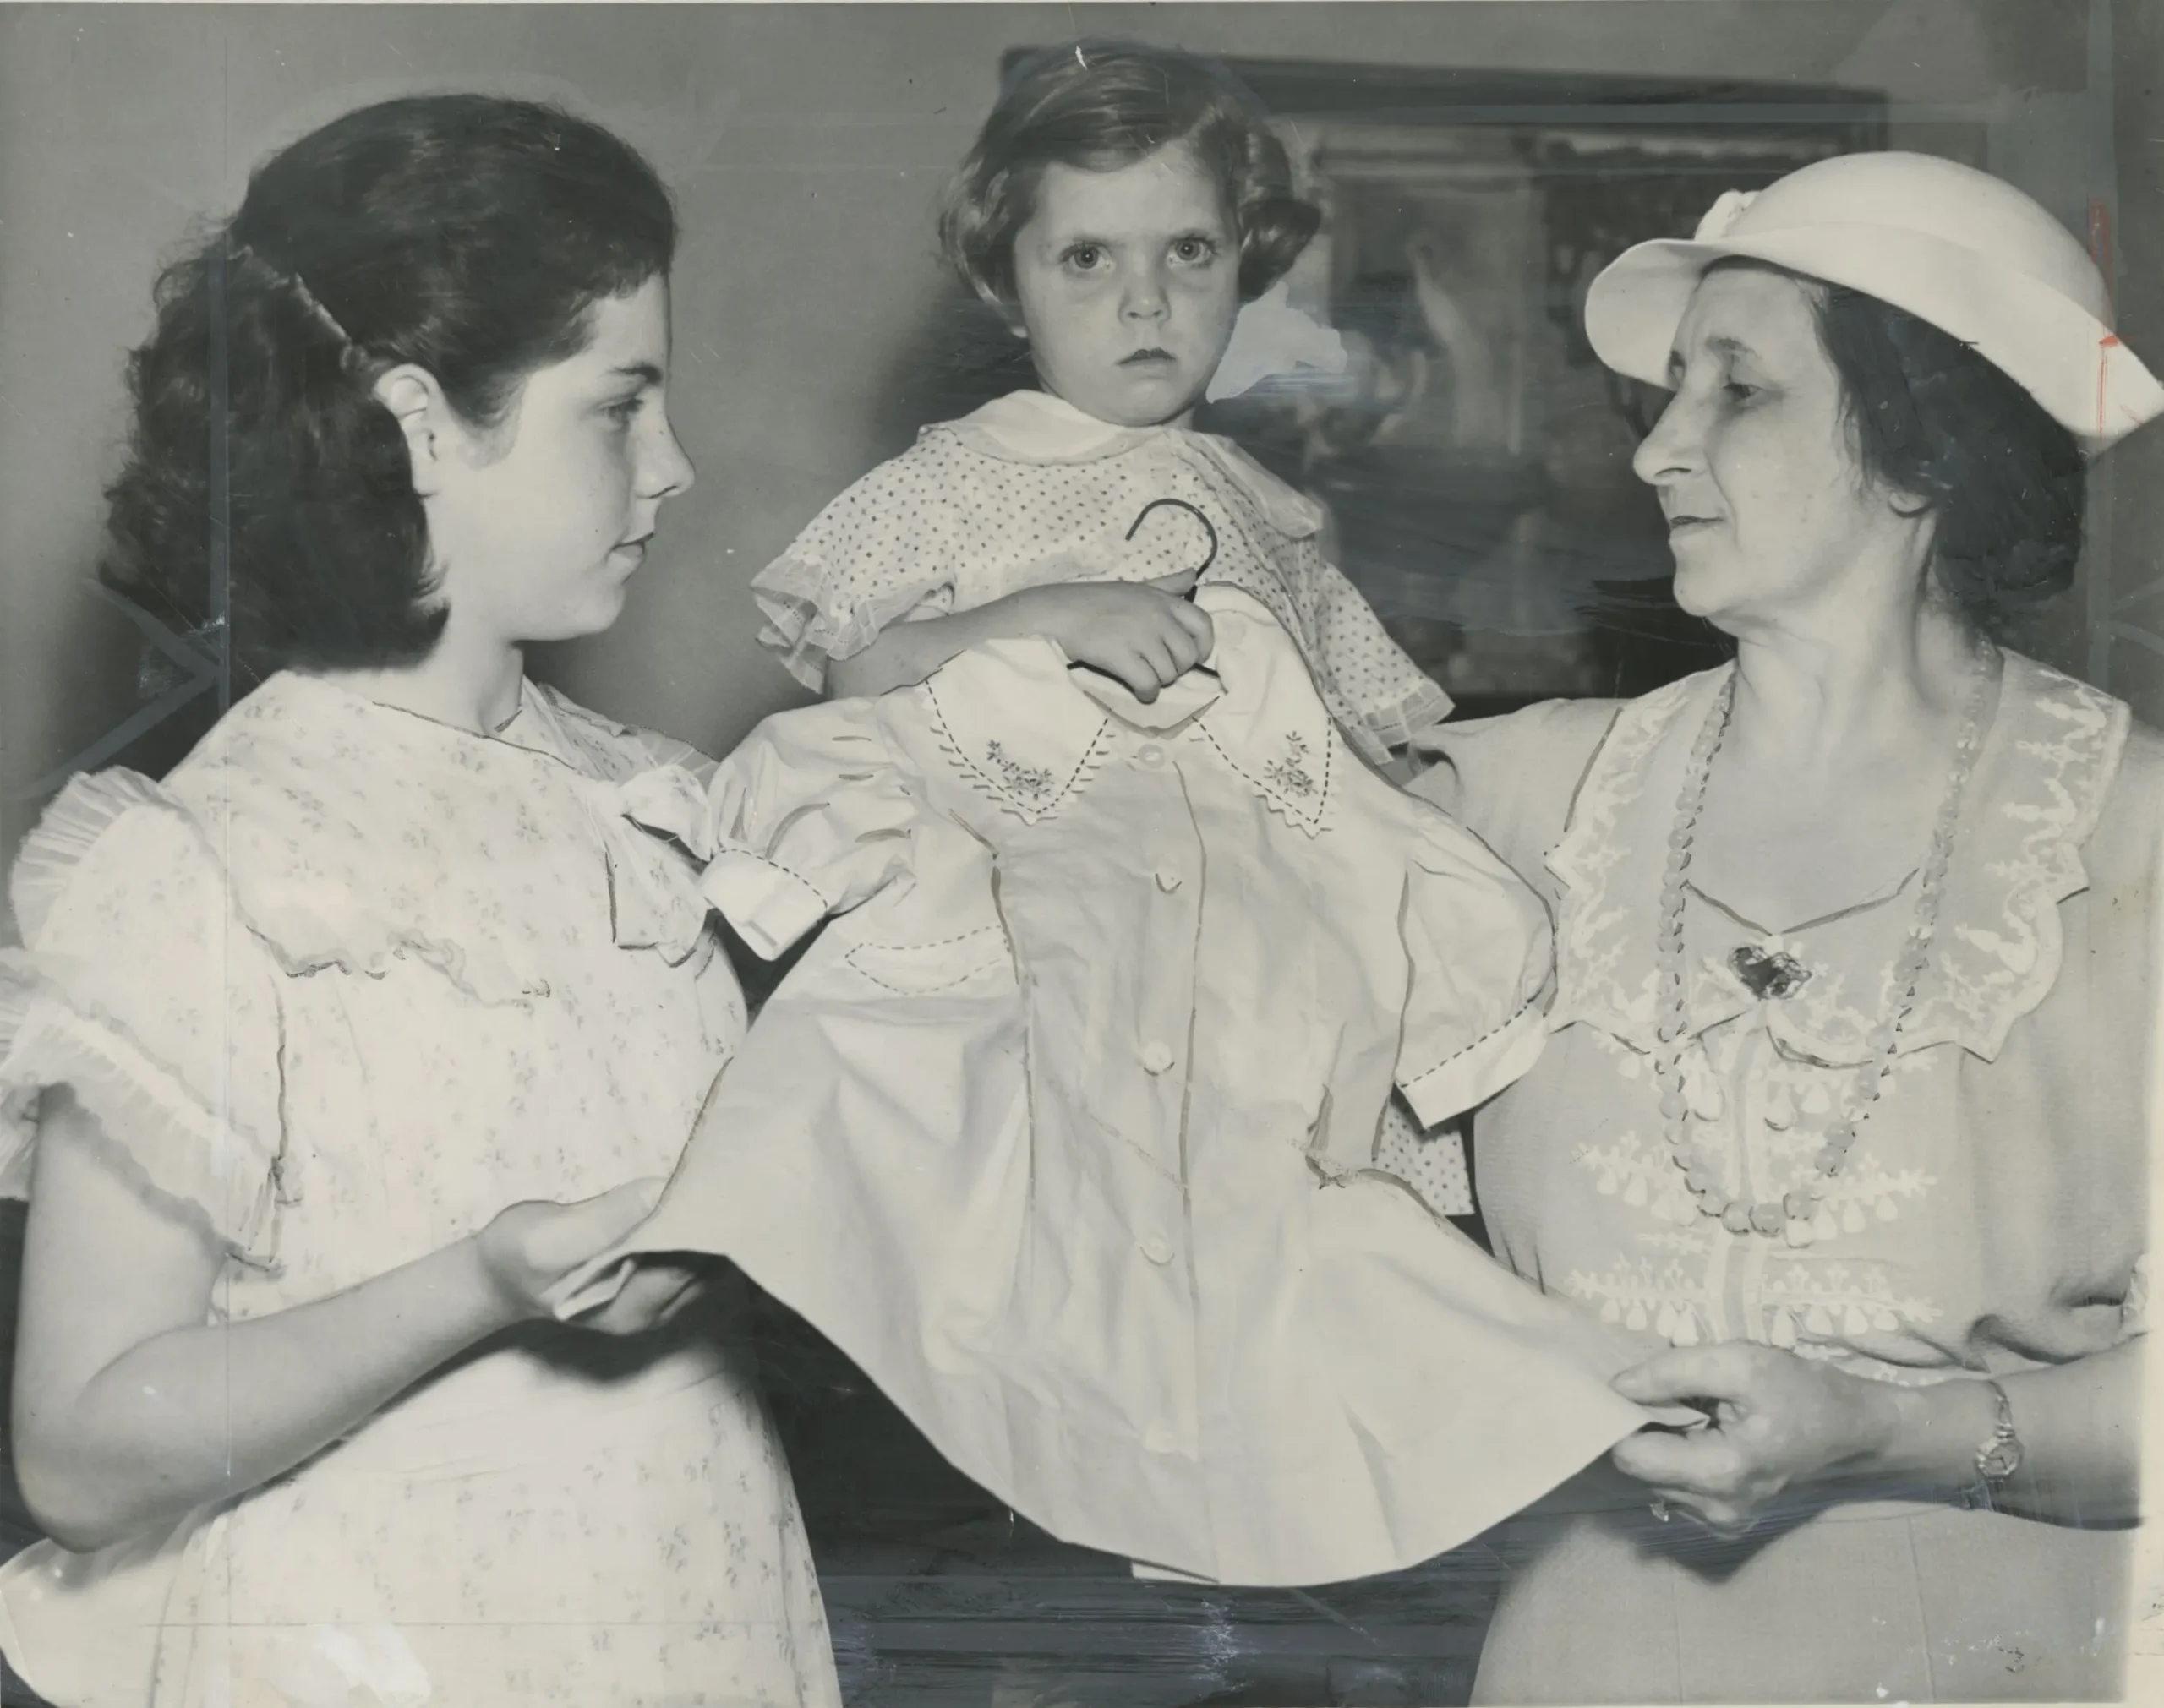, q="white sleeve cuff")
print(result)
[699,848,833,960]
[1397,998,1549,1130]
